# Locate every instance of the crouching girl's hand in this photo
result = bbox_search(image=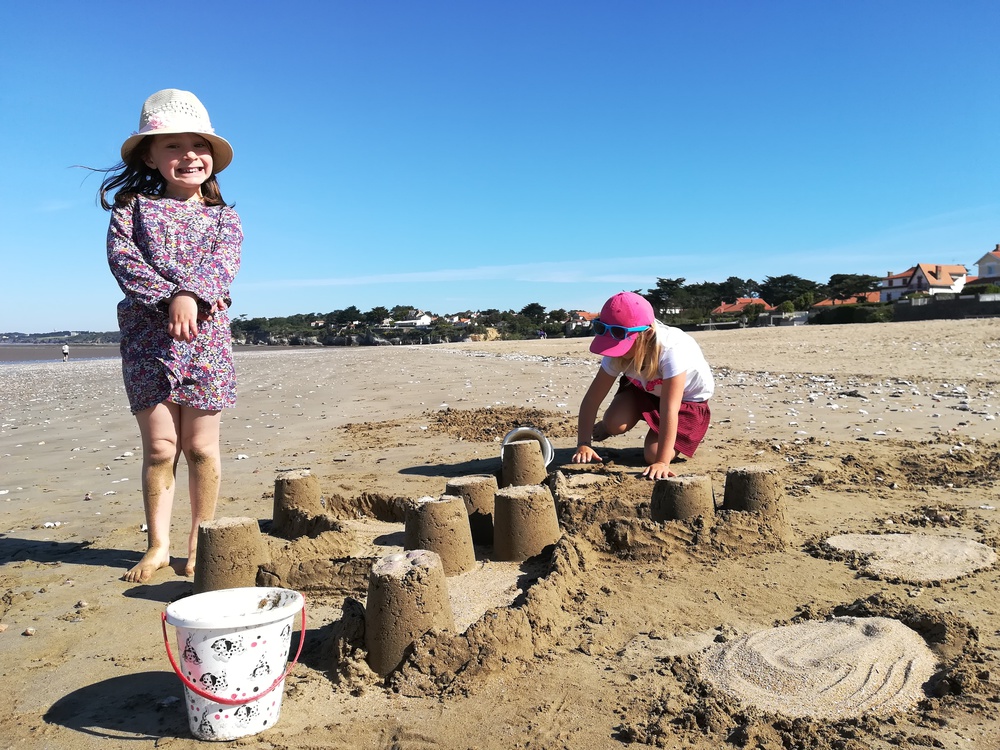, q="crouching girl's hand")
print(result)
[572,445,603,464]
[641,461,675,480]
